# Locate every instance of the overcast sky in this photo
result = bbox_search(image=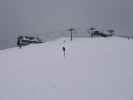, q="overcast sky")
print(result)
[0,0,133,49]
